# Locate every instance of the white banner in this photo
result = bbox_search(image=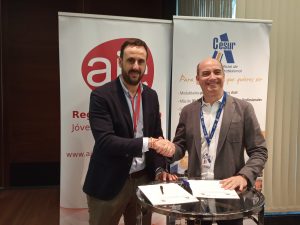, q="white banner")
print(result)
[170,16,271,174]
[58,12,172,225]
